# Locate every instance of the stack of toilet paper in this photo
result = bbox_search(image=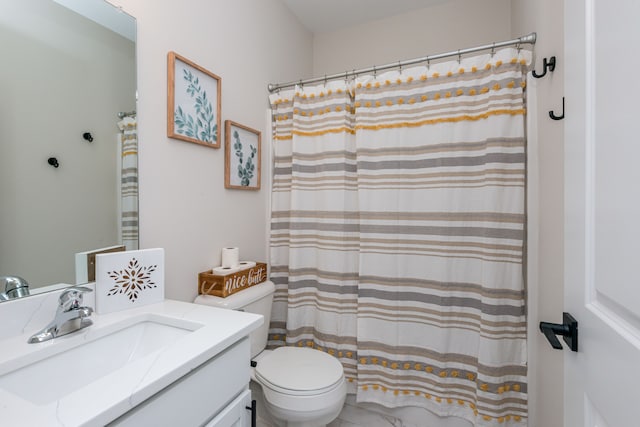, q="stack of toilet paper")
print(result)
[211,247,256,275]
